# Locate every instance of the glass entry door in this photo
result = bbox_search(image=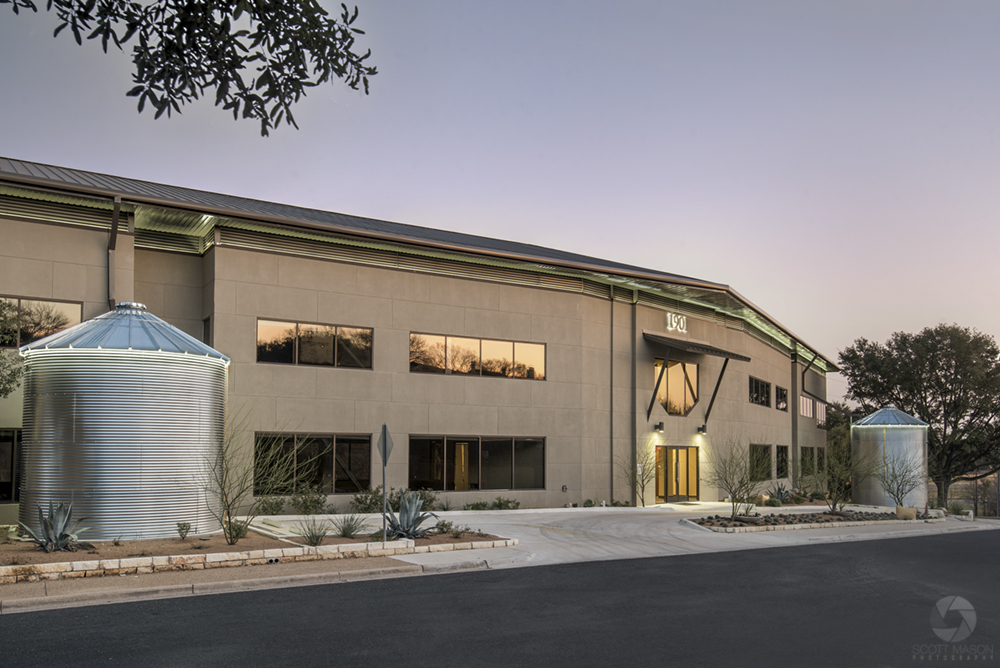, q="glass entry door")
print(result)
[656,446,699,503]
